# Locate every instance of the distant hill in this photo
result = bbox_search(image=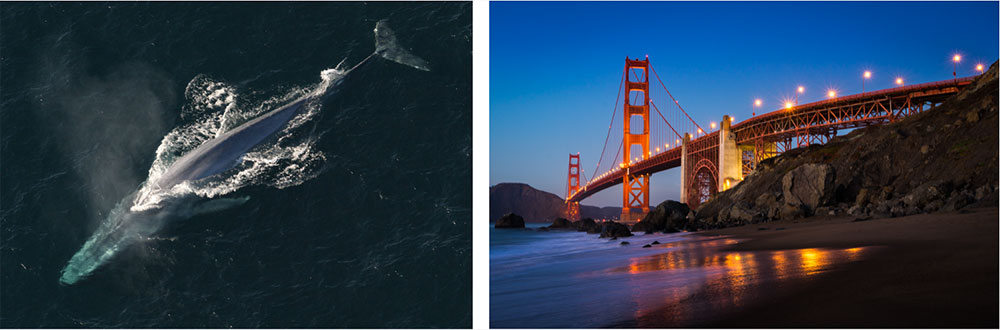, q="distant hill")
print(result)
[489,182,621,222]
